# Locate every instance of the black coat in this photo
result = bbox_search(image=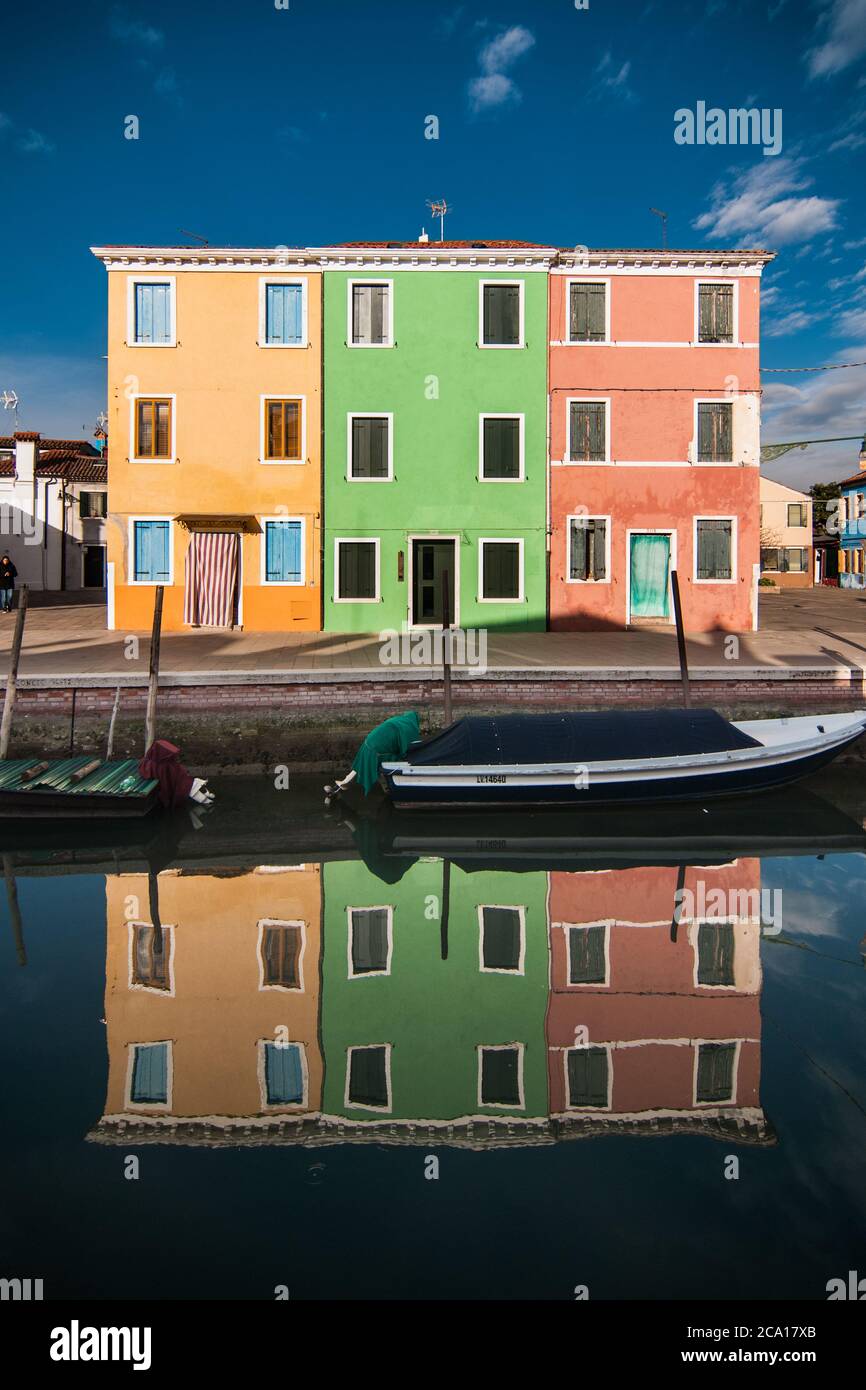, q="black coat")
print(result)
[0,560,18,588]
